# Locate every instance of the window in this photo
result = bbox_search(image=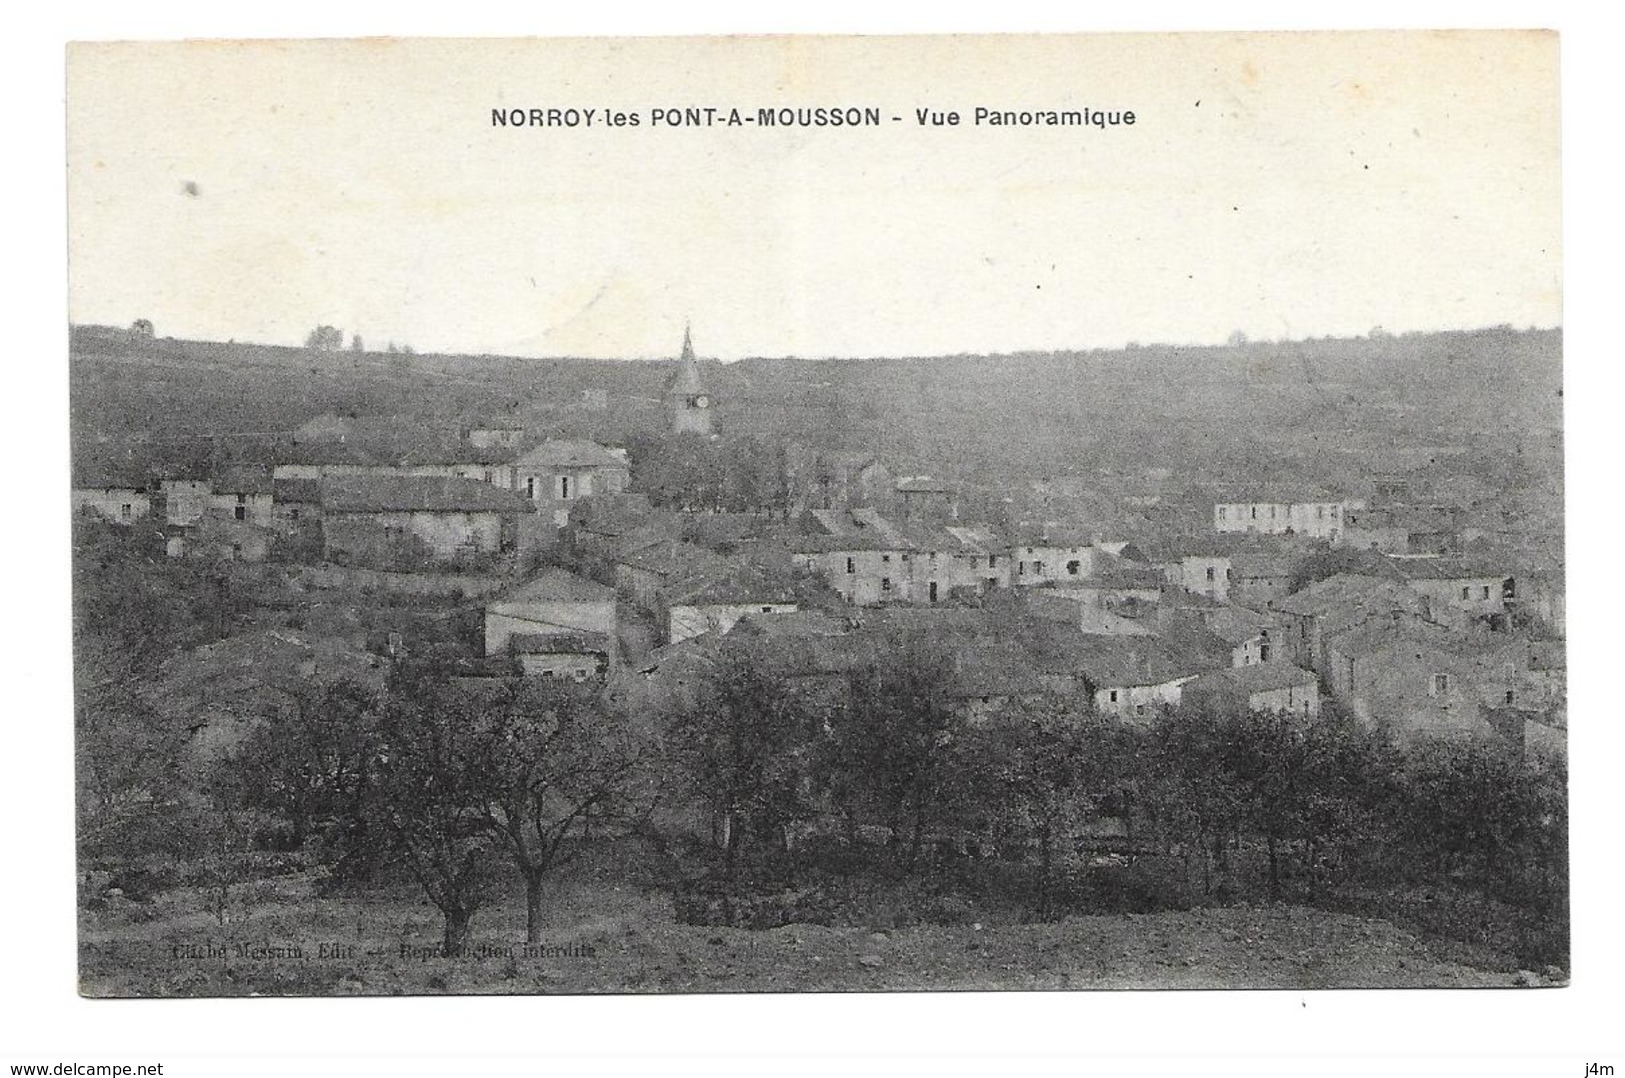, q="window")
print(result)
[526,476,536,499]
[1109,690,1118,704]
[484,469,494,483]
[1317,506,1325,520]
[1218,506,1227,521]
[845,557,855,574]
[289,508,300,520]
[1206,566,1216,582]
[1251,506,1258,520]
[231,542,242,559]
[971,557,980,569]
[1033,561,1044,575]
[761,606,773,613]
[901,553,911,563]
[1068,560,1081,576]
[1431,673,1451,695]
[237,494,247,505]
[1018,562,1025,576]
[988,555,997,568]
[1461,586,1470,601]
[881,577,892,592]
[1481,586,1491,600]
[881,554,891,563]
[234,505,246,520]
[559,476,571,499]
[119,503,131,520]
[1505,689,1516,704]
